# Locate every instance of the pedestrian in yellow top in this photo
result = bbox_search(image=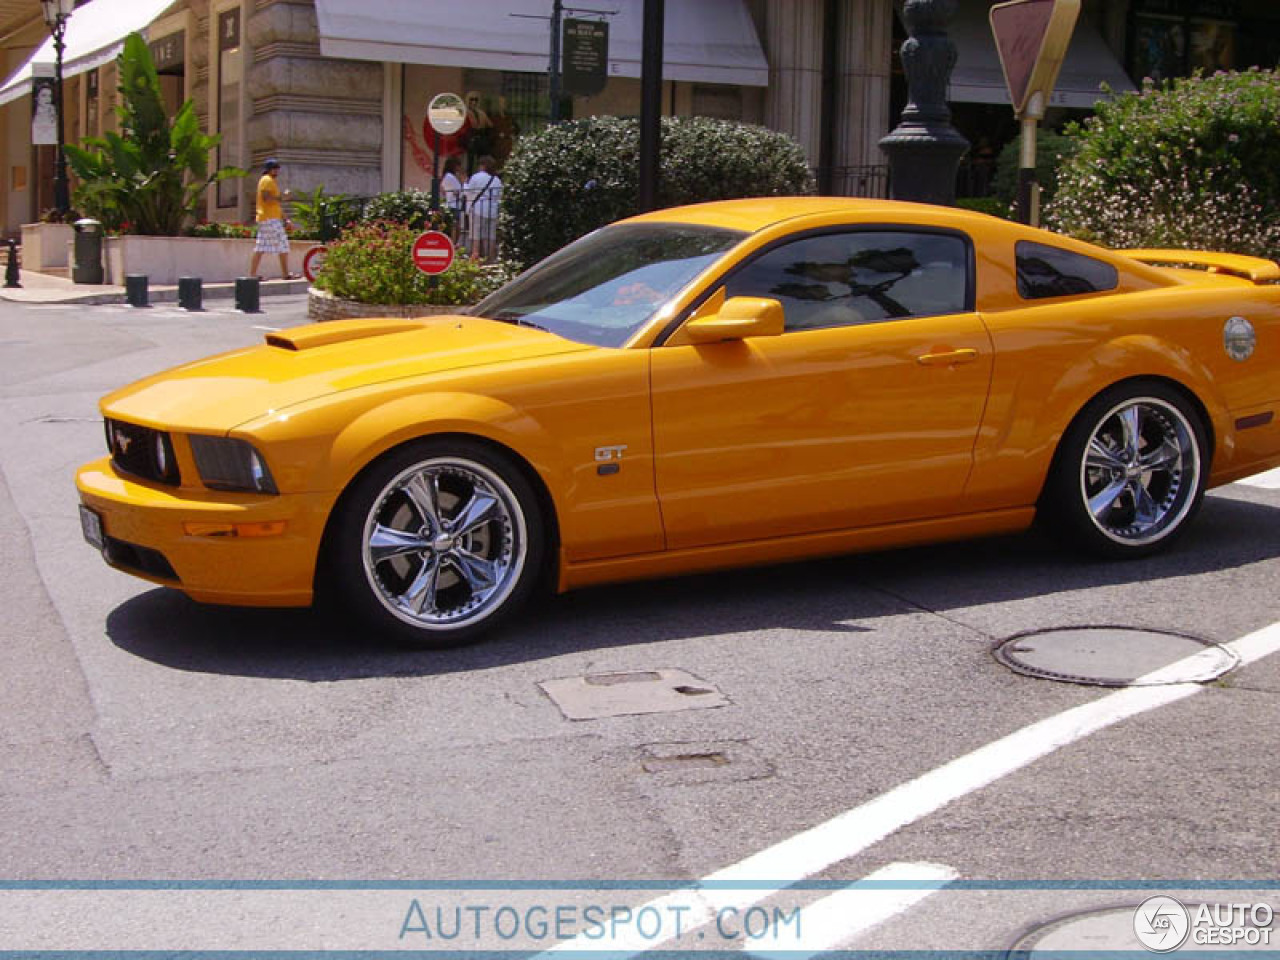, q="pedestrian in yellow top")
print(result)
[248,158,297,280]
